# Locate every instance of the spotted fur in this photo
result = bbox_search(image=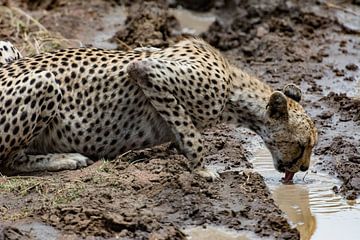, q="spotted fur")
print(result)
[0,41,22,67]
[0,38,317,178]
